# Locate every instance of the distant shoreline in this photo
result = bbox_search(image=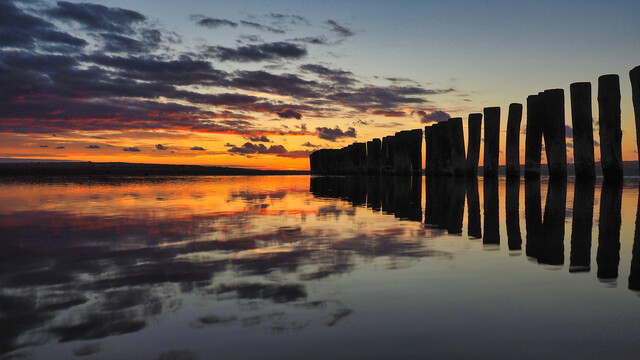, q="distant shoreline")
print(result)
[0,162,310,177]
